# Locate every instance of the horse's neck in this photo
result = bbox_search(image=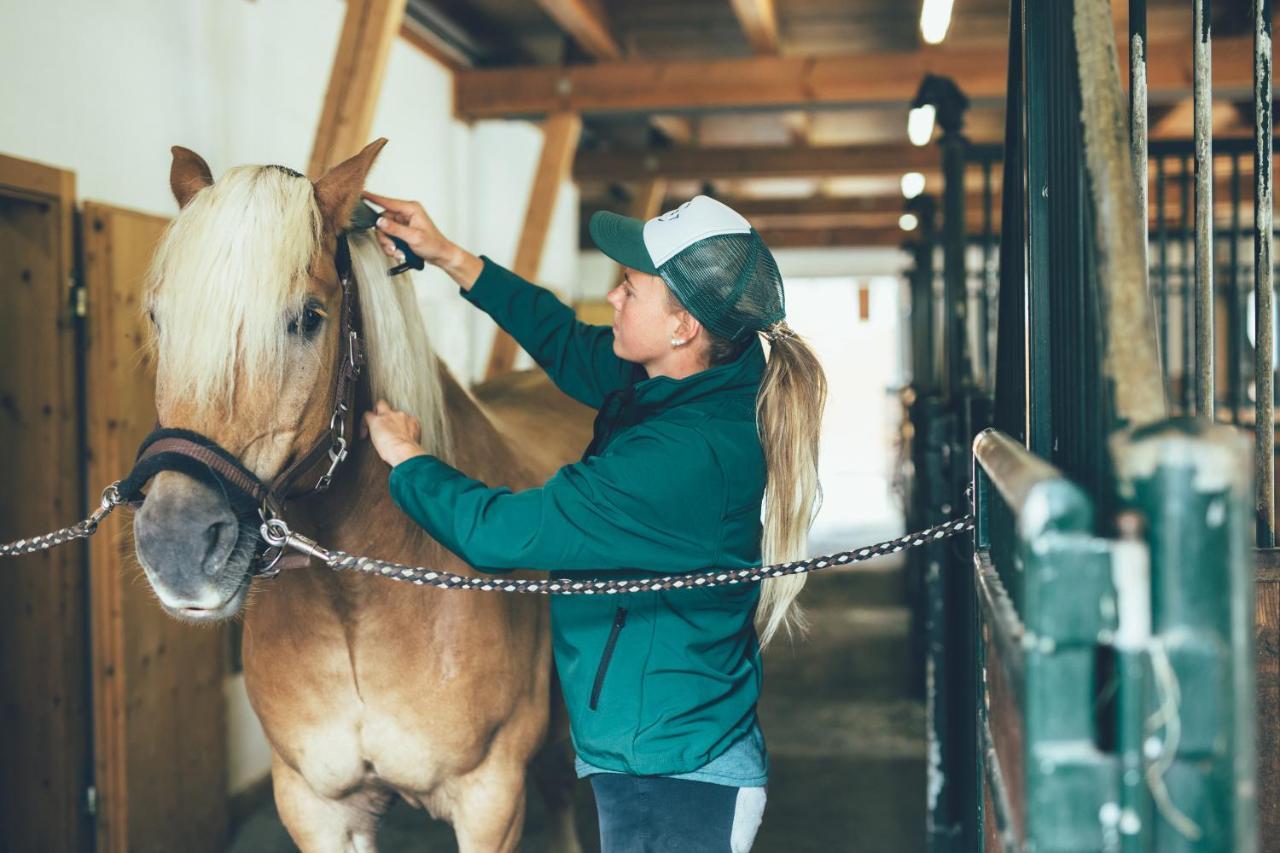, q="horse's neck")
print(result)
[308,362,530,568]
